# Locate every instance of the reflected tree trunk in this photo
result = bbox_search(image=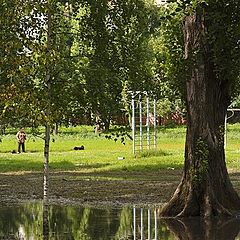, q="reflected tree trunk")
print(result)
[43,125,50,240]
[43,124,50,203]
[163,217,240,240]
[43,178,49,240]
